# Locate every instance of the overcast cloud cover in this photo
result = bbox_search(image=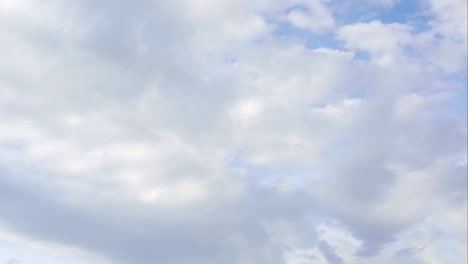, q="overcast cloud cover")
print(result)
[0,0,466,263]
